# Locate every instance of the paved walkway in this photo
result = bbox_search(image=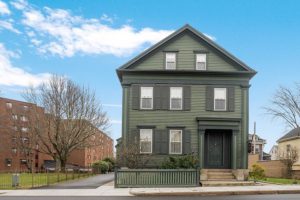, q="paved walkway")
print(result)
[43,174,114,189]
[1,182,300,196]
